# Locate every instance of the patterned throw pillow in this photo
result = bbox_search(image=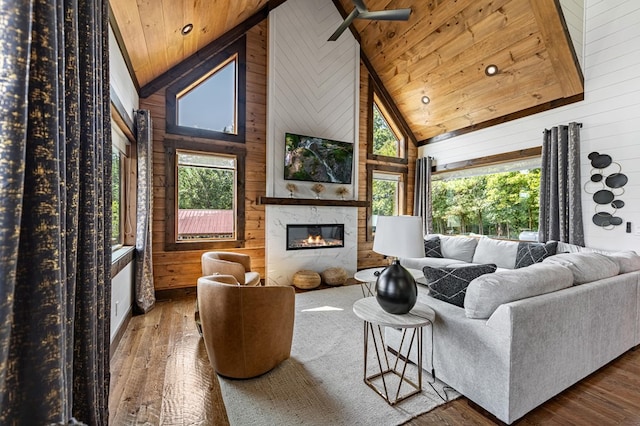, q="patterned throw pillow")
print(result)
[424,264,497,307]
[515,241,558,268]
[424,236,443,258]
